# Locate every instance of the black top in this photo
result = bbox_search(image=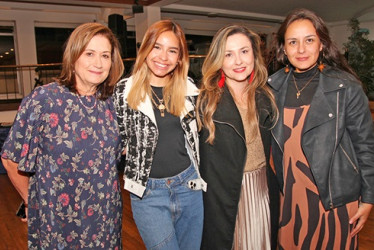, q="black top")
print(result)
[285,65,320,107]
[149,86,190,178]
